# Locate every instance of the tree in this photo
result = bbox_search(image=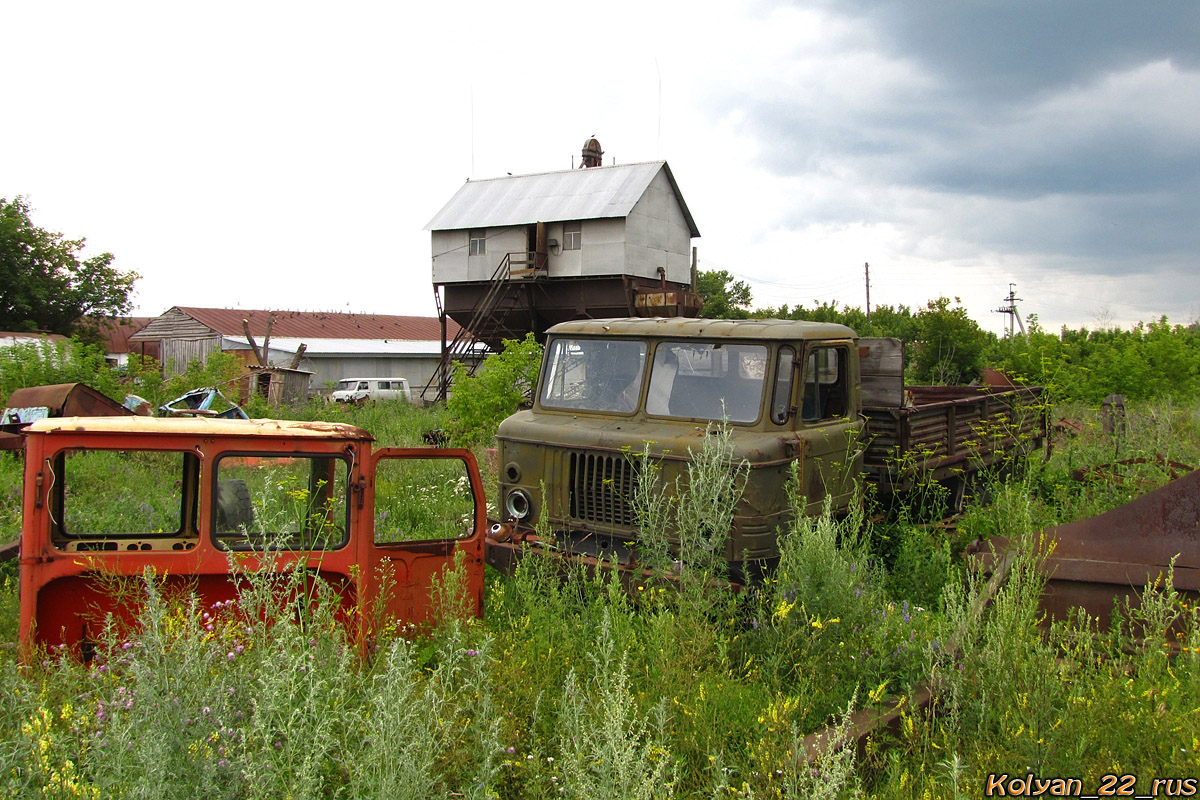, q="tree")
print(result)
[0,197,138,338]
[910,296,993,384]
[696,269,752,319]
